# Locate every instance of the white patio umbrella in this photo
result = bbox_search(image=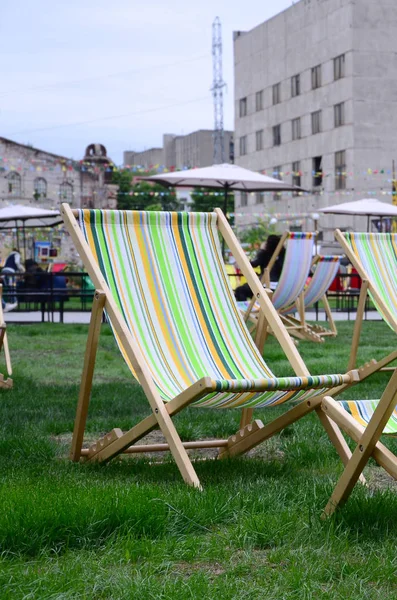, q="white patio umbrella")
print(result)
[141,163,303,215]
[319,198,397,231]
[0,205,62,258]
